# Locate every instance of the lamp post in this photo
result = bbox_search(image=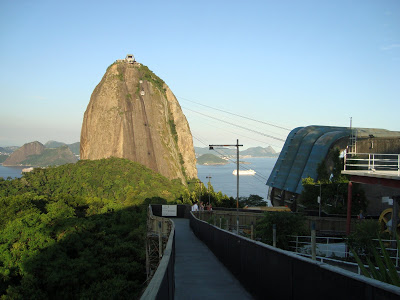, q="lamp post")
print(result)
[209,139,243,234]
